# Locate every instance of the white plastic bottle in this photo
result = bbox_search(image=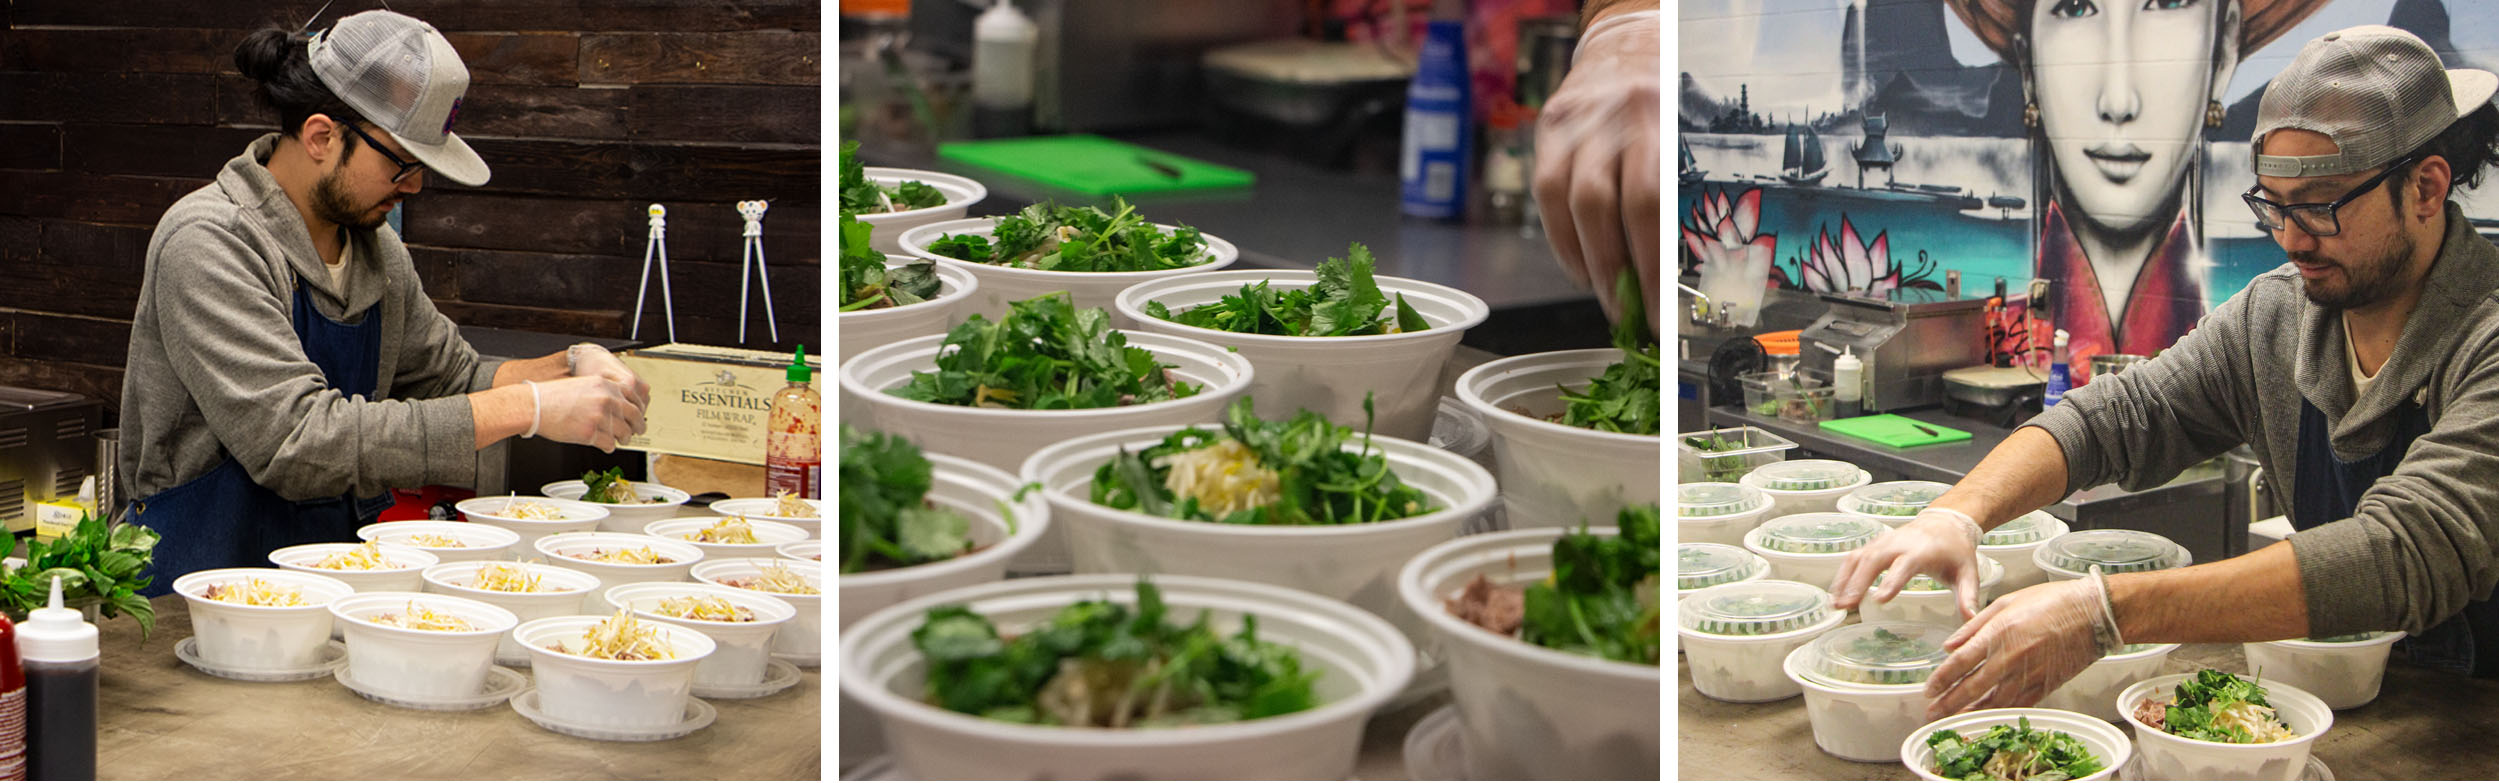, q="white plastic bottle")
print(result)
[1833,347,1863,418]
[971,0,1036,137]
